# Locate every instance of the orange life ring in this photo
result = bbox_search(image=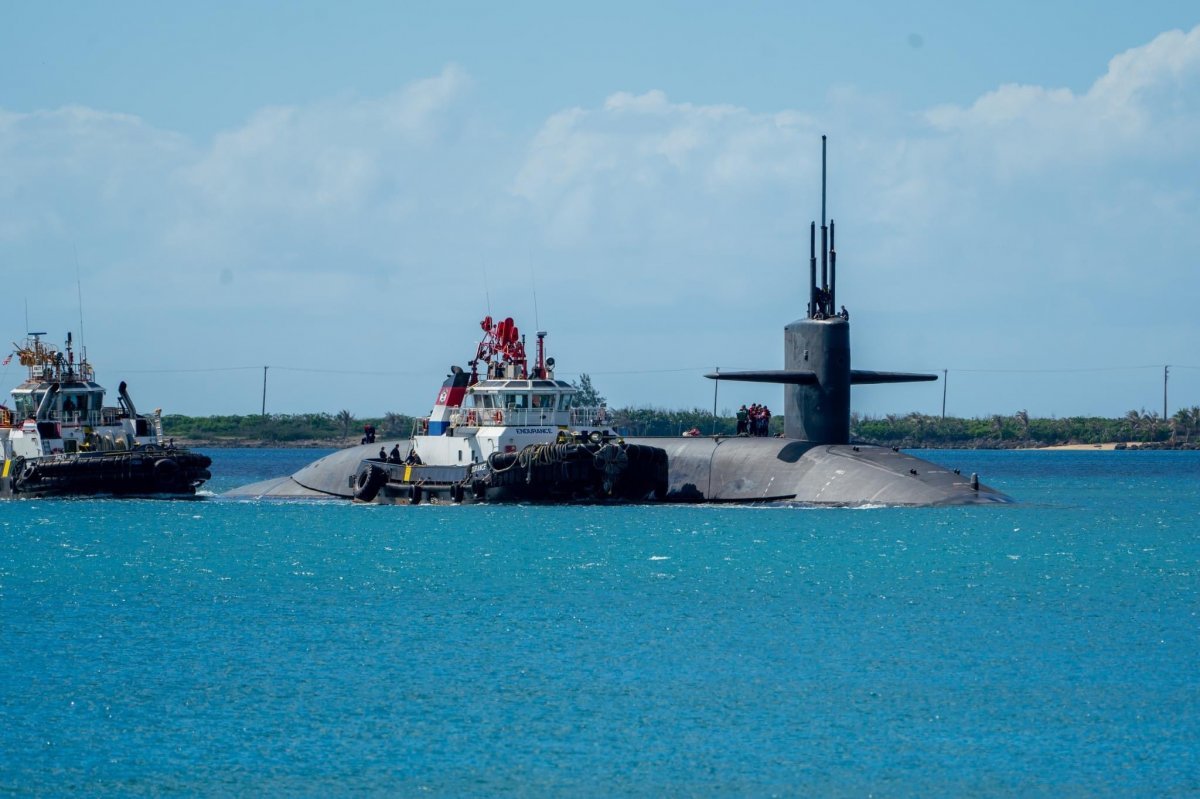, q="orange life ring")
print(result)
[493,410,503,424]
